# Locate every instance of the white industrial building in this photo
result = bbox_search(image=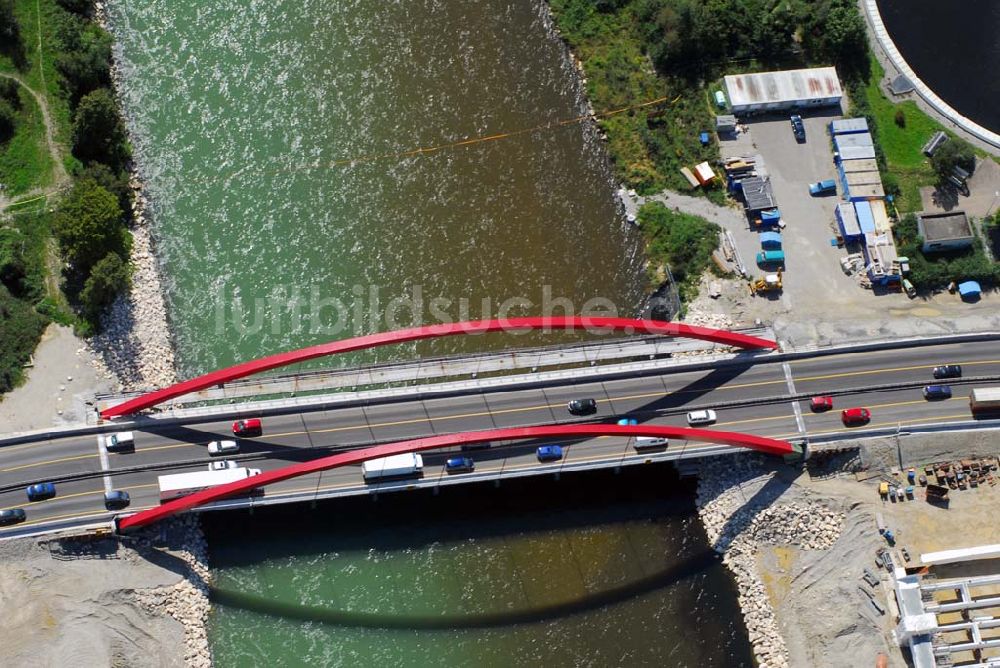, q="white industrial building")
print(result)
[724,67,843,114]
